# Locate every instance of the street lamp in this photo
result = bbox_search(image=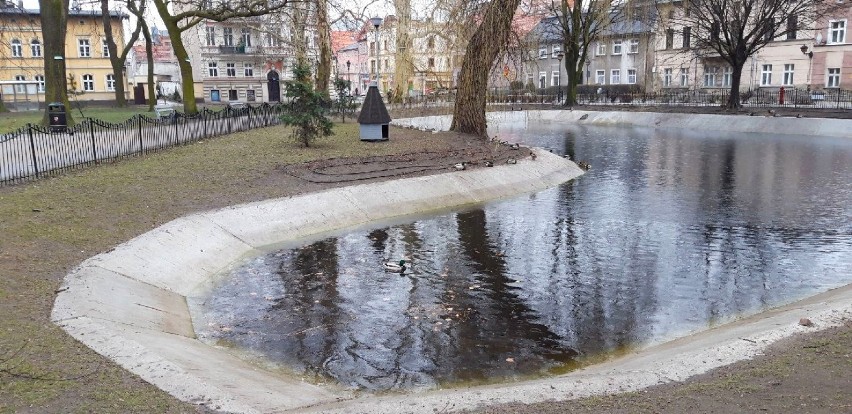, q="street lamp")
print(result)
[369,16,382,86]
[556,50,564,104]
[346,60,351,95]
